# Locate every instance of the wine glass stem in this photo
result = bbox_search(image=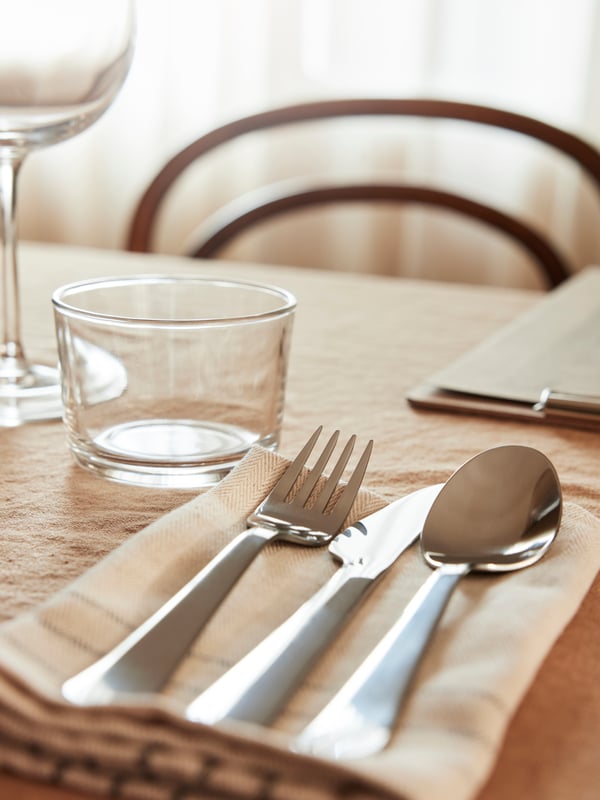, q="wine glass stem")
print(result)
[0,149,29,383]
